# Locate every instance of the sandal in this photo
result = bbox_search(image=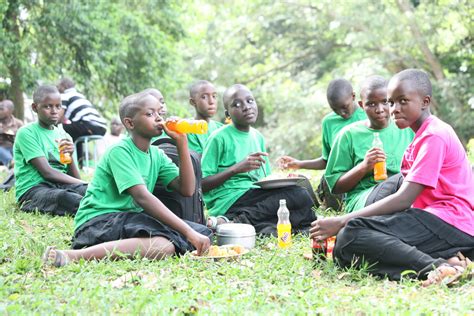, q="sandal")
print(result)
[421,252,473,287]
[42,246,70,267]
[422,264,464,287]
